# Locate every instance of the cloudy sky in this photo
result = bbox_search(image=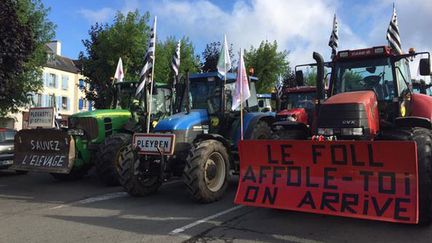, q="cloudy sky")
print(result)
[42,0,431,72]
